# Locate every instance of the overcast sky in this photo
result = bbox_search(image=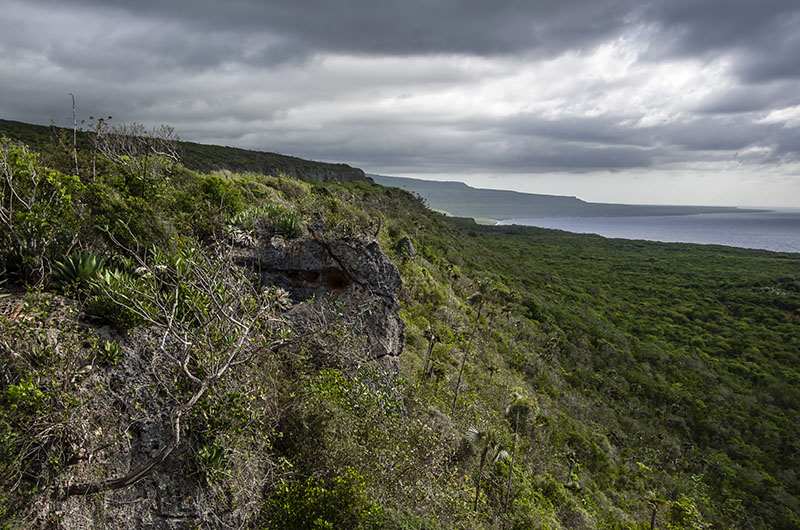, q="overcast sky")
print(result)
[2,0,800,206]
